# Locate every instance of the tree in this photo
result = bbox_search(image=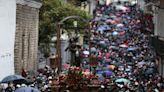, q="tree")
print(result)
[39,0,91,57]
